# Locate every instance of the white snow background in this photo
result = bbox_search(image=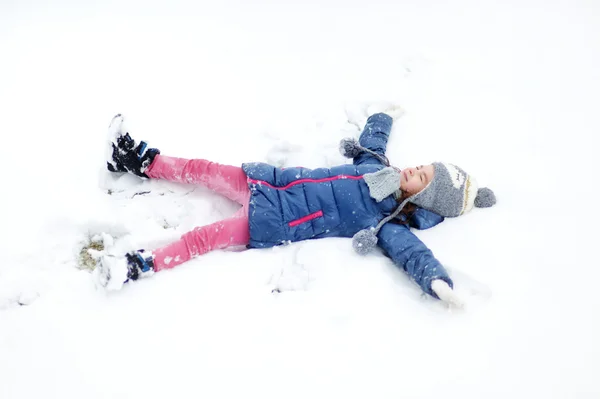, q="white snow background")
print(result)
[1,0,599,398]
